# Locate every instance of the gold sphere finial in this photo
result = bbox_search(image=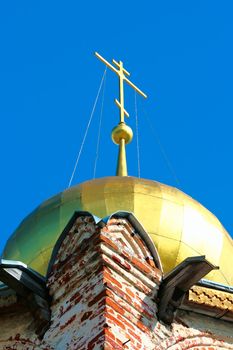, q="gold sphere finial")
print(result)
[111,122,133,176]
[111,123,133,145]
[95,52,147,176]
